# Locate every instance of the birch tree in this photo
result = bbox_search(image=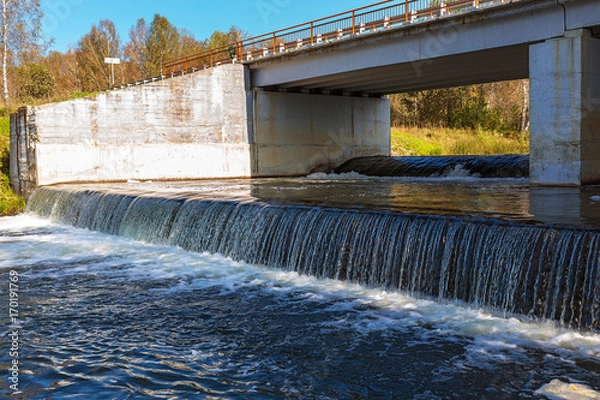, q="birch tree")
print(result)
[1,0,44,111]
[75,20,121,91]
[123,18,151,82]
